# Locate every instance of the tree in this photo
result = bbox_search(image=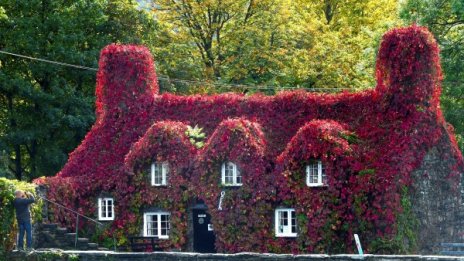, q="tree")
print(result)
[400,0,464,152]
[0,0,157,181]
[281,0,402,90]
[148,0,401,92]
